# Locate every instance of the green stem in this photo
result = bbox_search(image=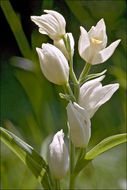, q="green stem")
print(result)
[70,141,75,174]
[55,180,61,190]
[74,83,80,103]
[79,62,91,84]
[63,34,80,102]
[69,56,78,84]
[69,174,76,189]
[64,83,76,102]
[76,148,86,166]
[69,56,80,102]
[69,140,75,189]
